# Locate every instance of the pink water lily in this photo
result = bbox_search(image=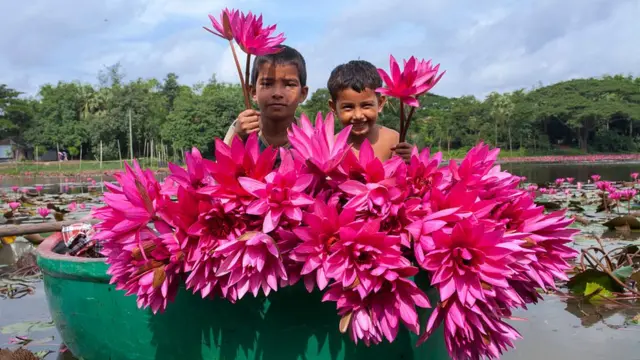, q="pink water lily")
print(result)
[166,147,214,193]
[419,297,522,359]
[102,225,183,314]
[214,232,288,299]
[37,207,50,219]
[516,210,579,291]
[376,55,444,107]
[204,8,239,40]
[92,160,169,241]
[420,219,528,308]
[414,58,446,97]
[323,276,430,346]
[208,134,277,205]
[622,188,637,200]
[8,202,20,211]
[446,142,500,189]
[232,12,285,56]
[290,200,357,292]
[183,195,248,301]
[339,140,405,218]
[239,150,314,233]
[406,147,444,198]
[288,112,352,182]
[323,218,410,298]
